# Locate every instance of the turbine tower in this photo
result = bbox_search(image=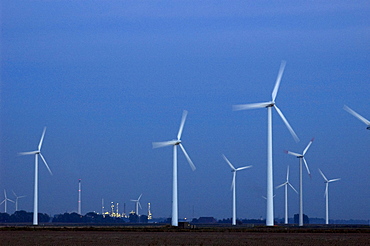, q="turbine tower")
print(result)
[0,190,15,213]
[19,127,53,225]
[318,169,340,225]
[102,198,104,215]
[343,105,370,130]
[233,61,299,226]
[78,179,81,215]
[275,165,298,224]
[12,190,26,211]
[286,138,313,226]
[153,110,196,226]
[130,194,142,216]
[223,155,252,226]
